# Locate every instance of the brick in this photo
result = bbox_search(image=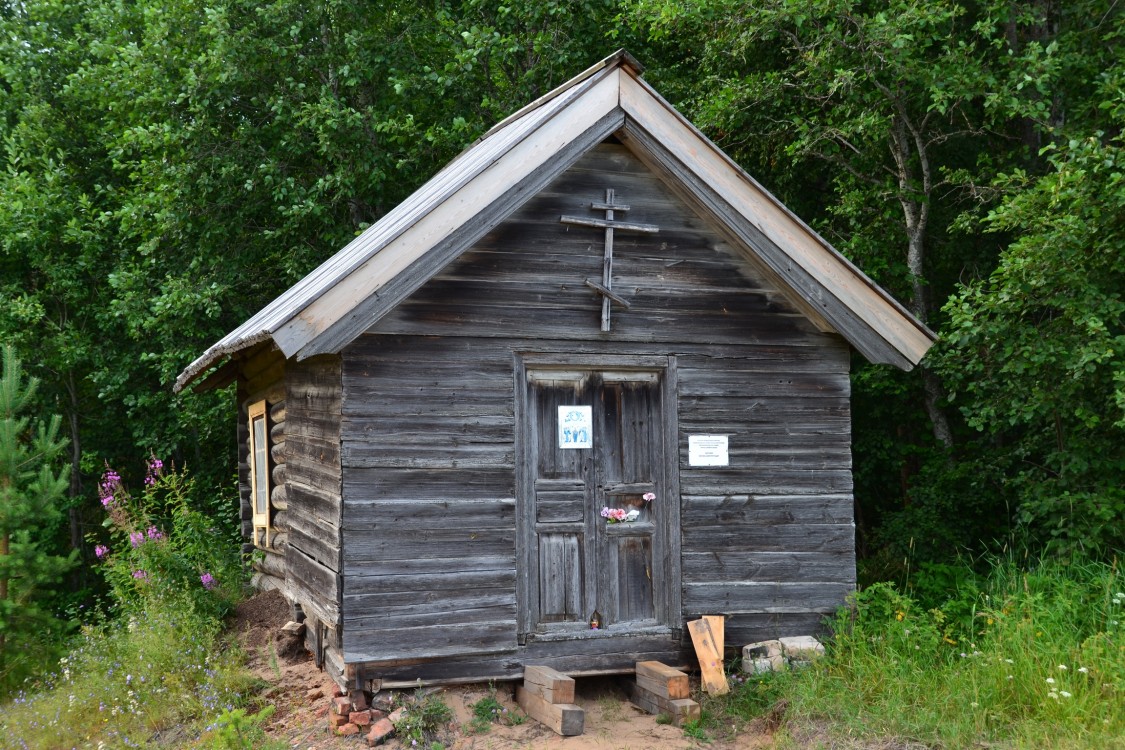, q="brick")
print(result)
[336,723,360,736]
[314,704,330,718]
[365,717,395,746]
[350,710,373,727]
[329,713,349,728]
[333,696,352,715]
[350,689,369,711]
[388,707,408,726]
